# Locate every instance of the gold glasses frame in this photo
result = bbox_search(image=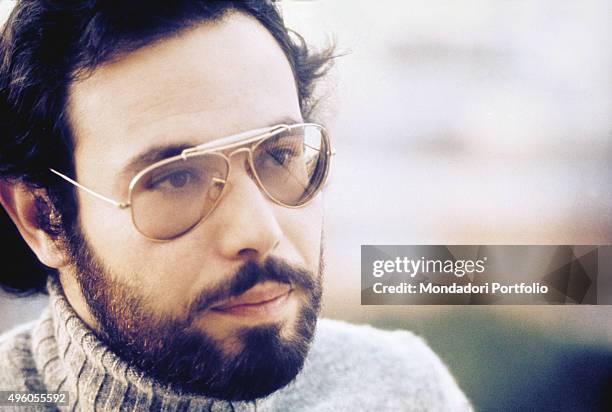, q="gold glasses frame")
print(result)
[49,122,333,240]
